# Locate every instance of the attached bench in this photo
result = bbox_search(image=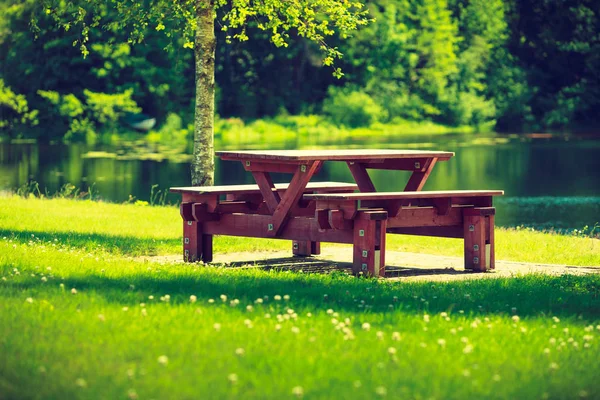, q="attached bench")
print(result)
[170,182,358,262]
[303,190,504,275]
